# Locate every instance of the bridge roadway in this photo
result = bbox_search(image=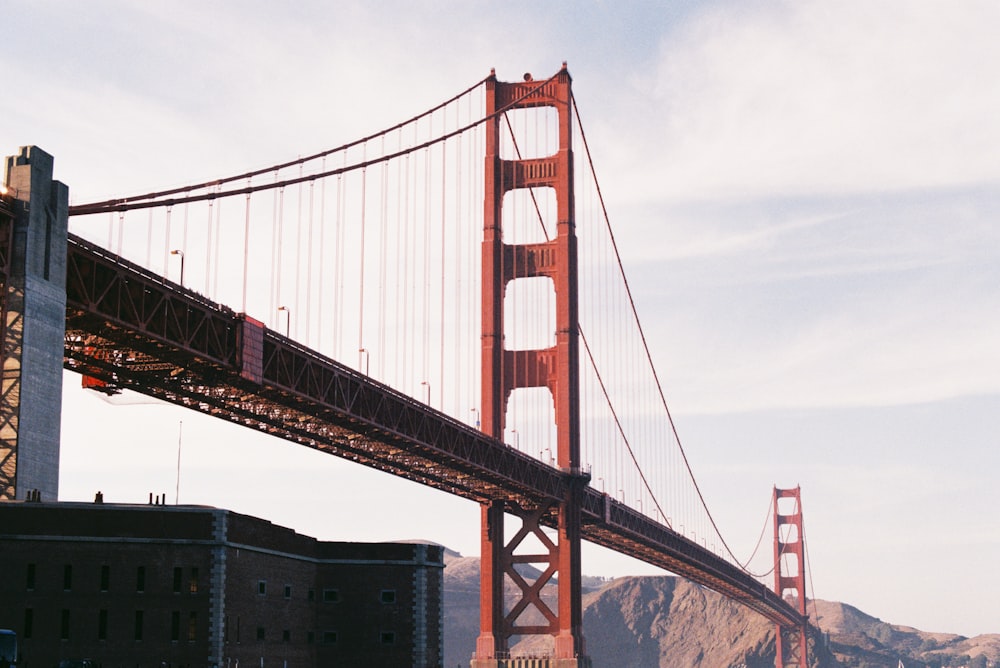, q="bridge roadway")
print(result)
[62,233,803,627]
